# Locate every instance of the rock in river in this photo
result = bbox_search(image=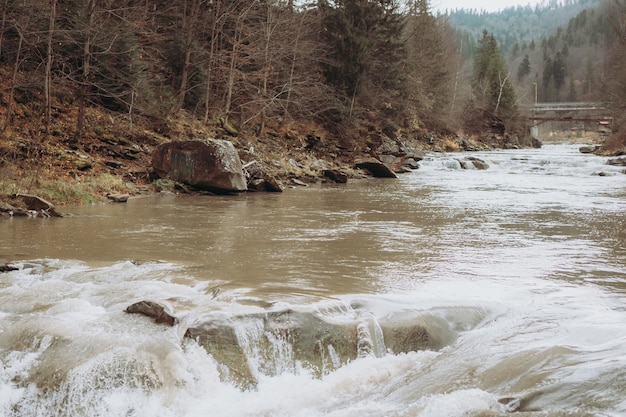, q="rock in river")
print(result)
[152,139,247,194]
[12,194,62,217]
[106,193,130,203]
[126,299,454,389]
[607,157,626,167]
[355,157,398,178]
[125,300,176,326]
